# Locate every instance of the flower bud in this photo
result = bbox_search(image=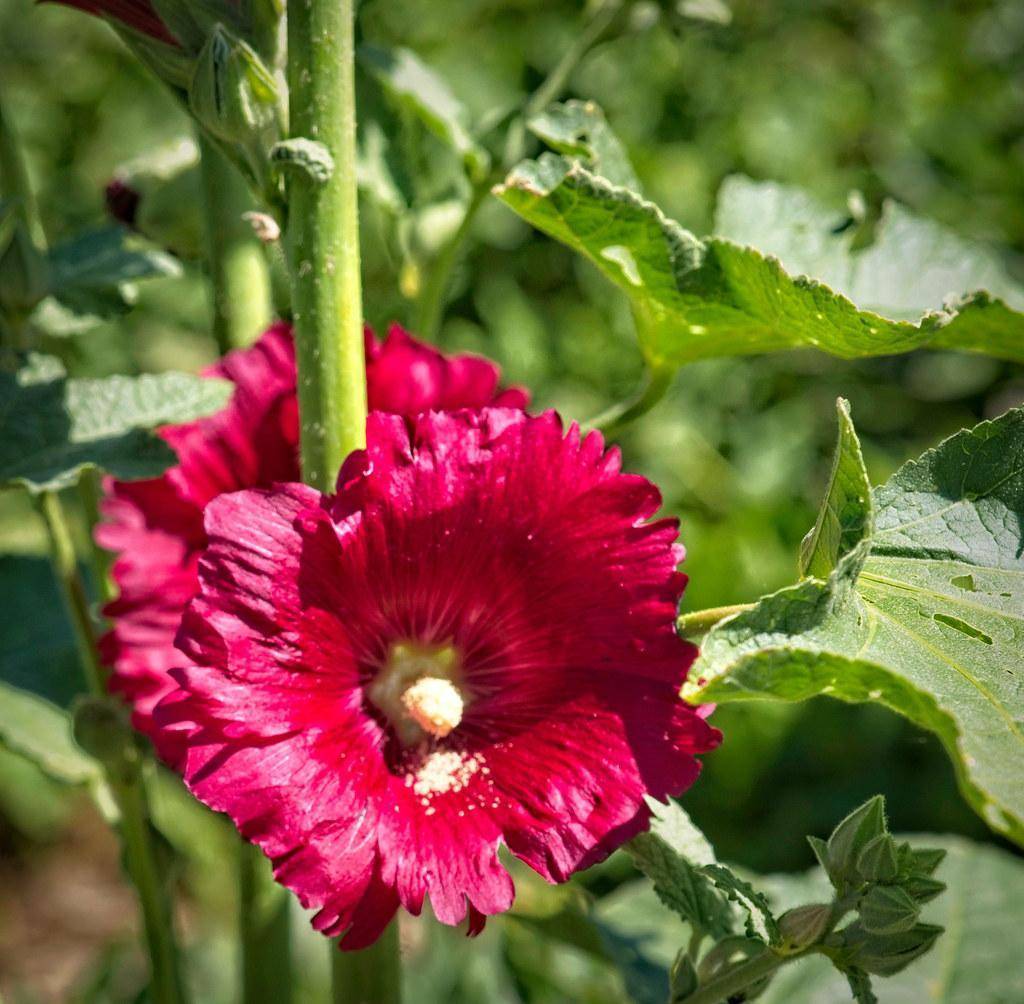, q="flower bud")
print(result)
[820,795,887,890]
[859,885,920,936]
[856,833,899,882]
[0,223,50,316]
[72,695,139,785]
[827,921,944,977]
[777,903,832,953]
[189,26,279,148]
[669,949,698,1002]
